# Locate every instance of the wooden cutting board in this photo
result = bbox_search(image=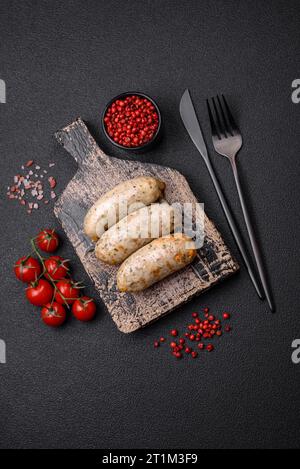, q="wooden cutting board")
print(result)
[54,118,239,333]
